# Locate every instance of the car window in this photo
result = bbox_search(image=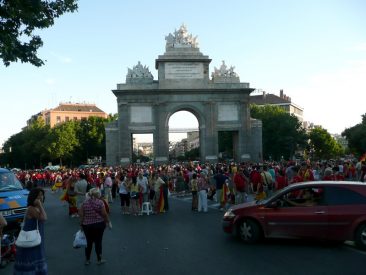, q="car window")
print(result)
[278,187,324,207]
[0,172,23,191]
[324,186,366,205]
